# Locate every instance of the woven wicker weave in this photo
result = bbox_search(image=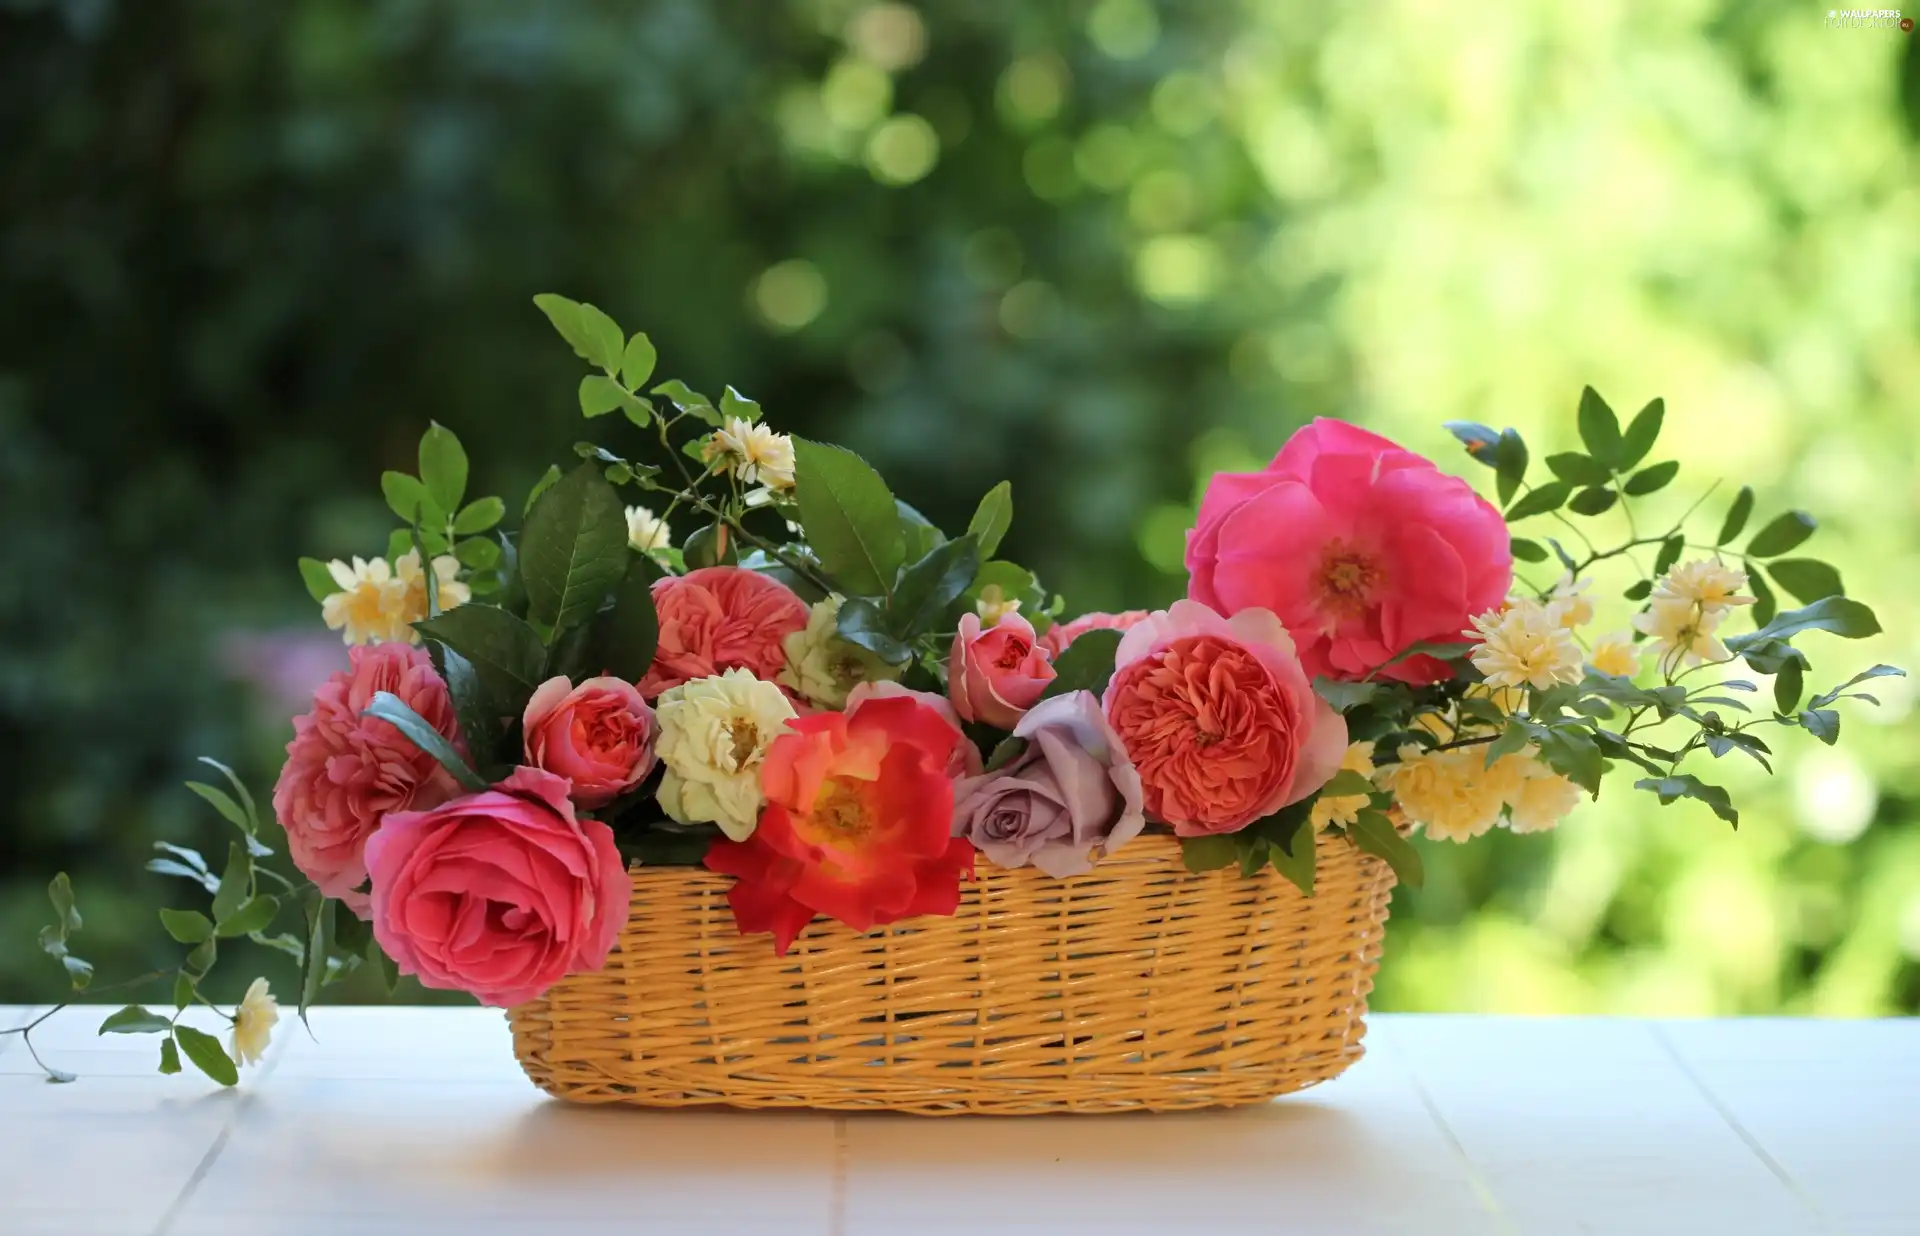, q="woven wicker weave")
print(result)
[508,834,1395,1115]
